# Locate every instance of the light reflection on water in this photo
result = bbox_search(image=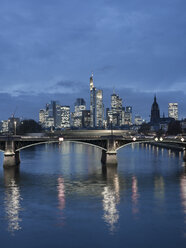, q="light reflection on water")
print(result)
[0,142,186,247]
[180,168,186,221]
[57,176,66,226]
[3,168,22,235]
[131,176,140,216]
[102,166,120,232]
